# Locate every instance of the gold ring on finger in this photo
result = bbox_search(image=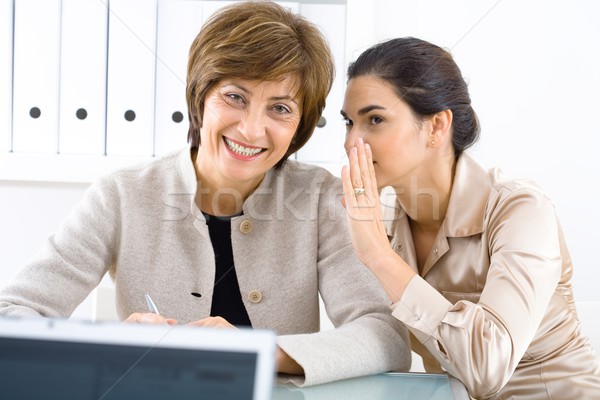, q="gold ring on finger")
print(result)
[353,187,366,196]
